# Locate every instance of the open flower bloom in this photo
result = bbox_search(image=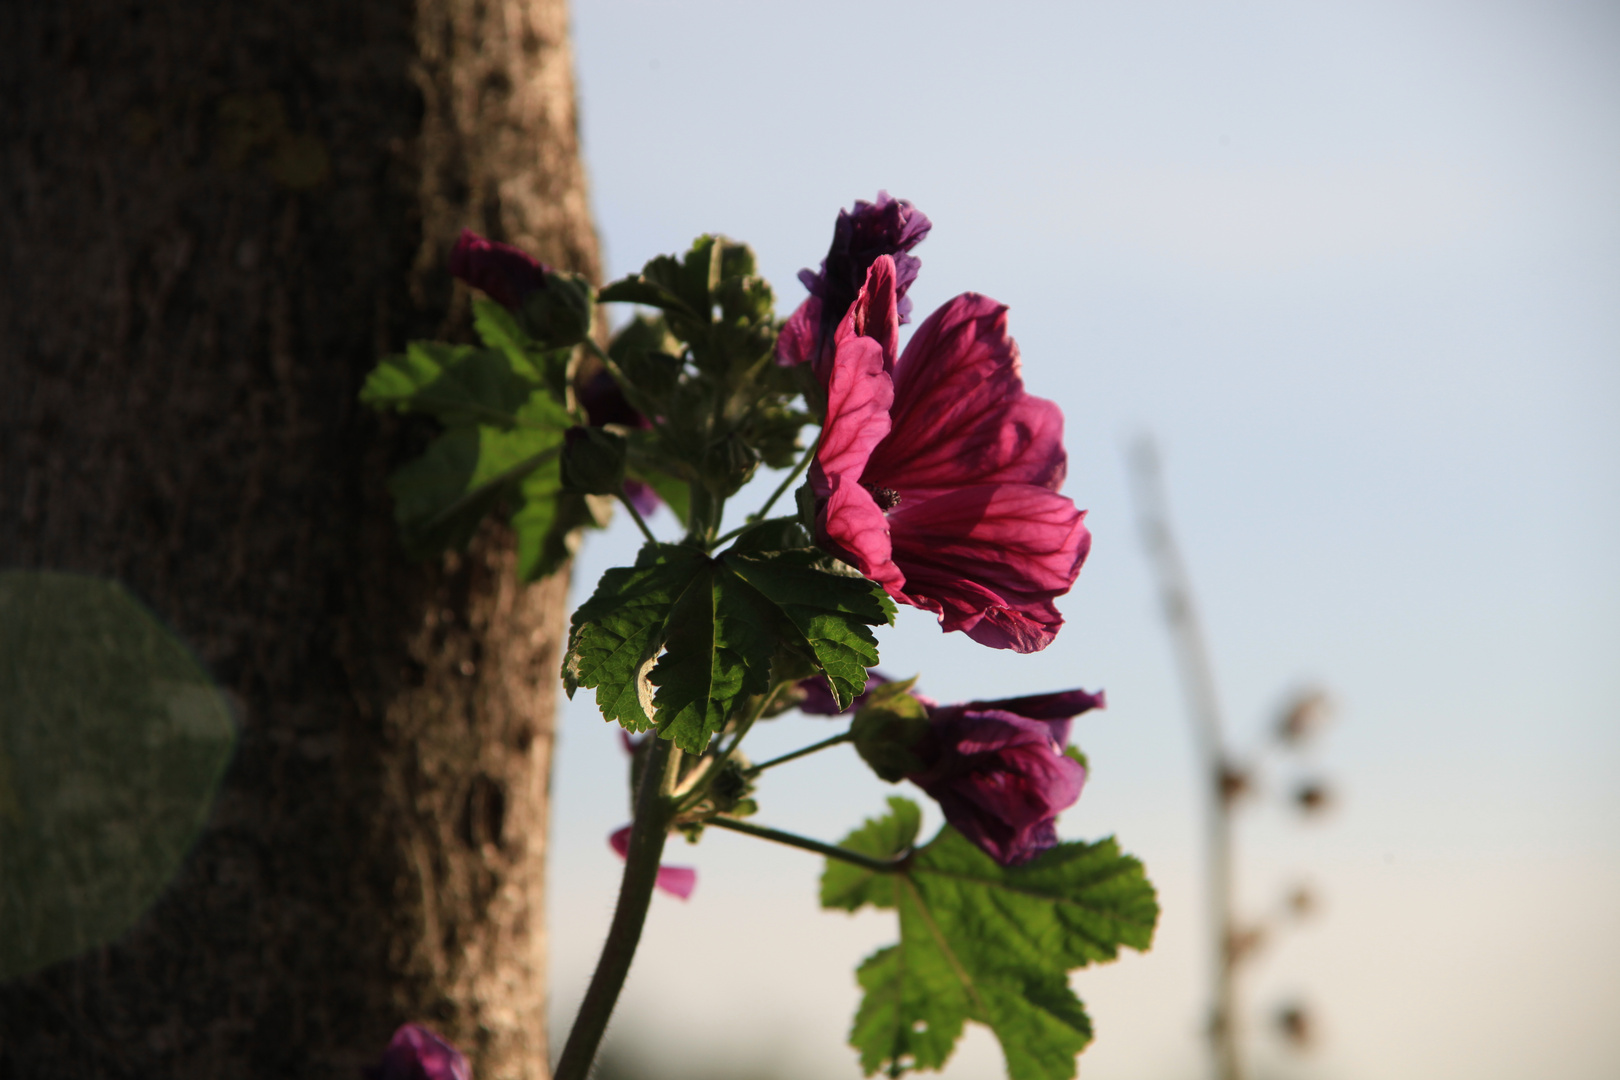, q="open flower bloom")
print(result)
[778,192,931,376]
[609,826,697,900]
[907,688,1104,866]
[810,256,1090,652]
[364,1023,471,1080]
